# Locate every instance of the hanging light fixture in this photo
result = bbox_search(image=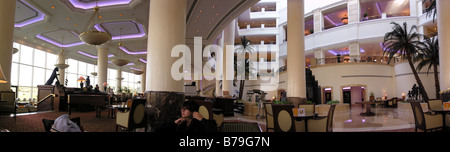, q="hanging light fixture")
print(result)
[132,58,144,75]
[91,61,98,76]
[79,2,111,46]
[55,37,70,70]
[341,14,348,24]
[111,28,130,67]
